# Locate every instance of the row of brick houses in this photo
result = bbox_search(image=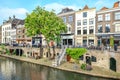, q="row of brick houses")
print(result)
[0,1,120,47]
[58,1,120,47]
